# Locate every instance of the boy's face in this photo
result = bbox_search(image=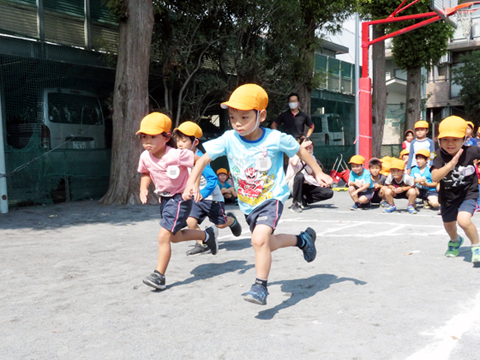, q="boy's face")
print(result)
[415,128,427,139]
[369,164,381,177]
[228,108,266,140]
[351,163,363,175]
[391,168,404,180]
[218,173,228,182]
[141,133,168,157]
[466,126,473,137]
[416,155,427,168]
[401,154,409,163]
[439,136,463,155]
[175,133,195,151]
[406,133,414,142]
